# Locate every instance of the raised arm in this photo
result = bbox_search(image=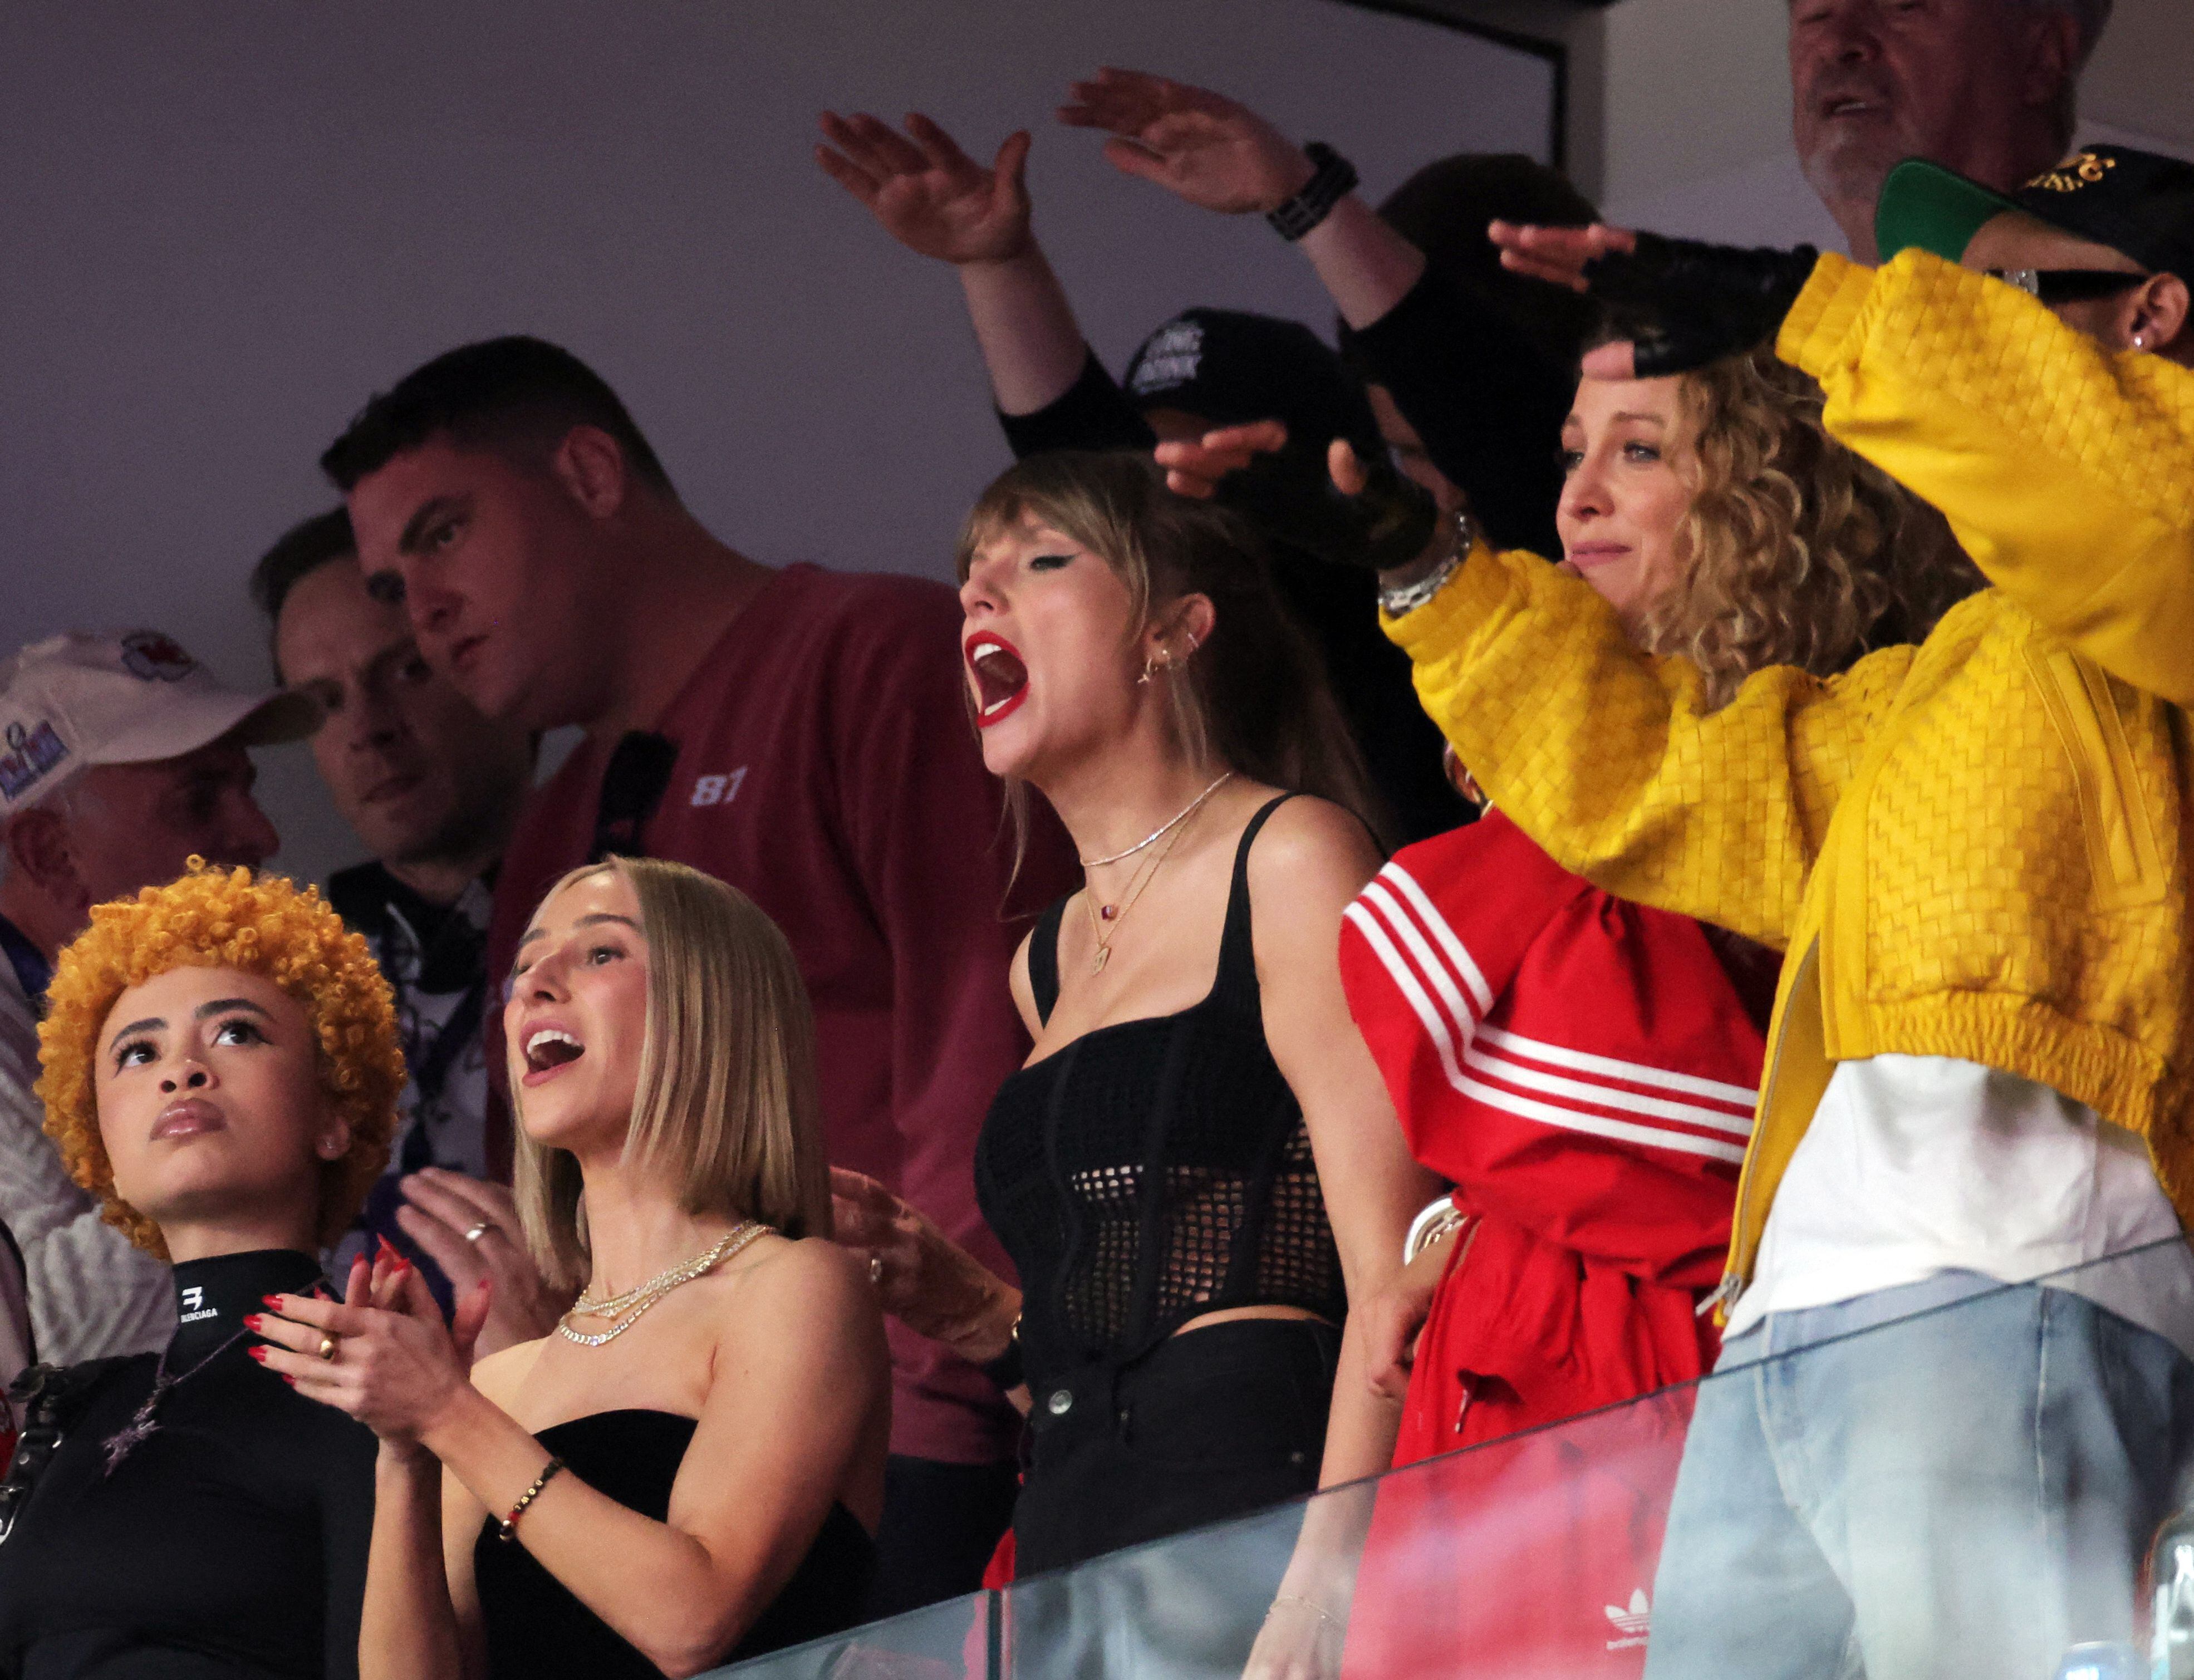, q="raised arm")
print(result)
[1391,538,1916,946]
[1779,250,2194,700]
[816,110,1089,418]
[1058,68,1424,326]
[1058,68,1569,553]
